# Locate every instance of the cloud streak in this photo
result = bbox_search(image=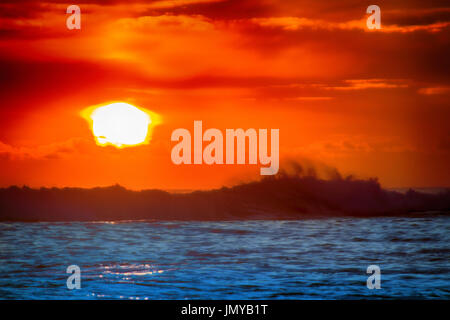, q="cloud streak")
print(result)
[0,139,92,160]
